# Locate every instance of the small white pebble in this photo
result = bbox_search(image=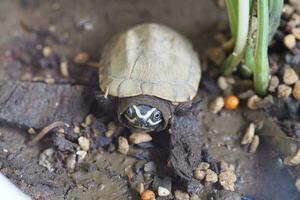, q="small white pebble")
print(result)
[217,76,229,90]
[76,150,87,162]
[283,66,298,85]
[27,128,36,135]
[241,123,255,145]
[293,81,300,100]
[247,95,261,110]
[135,182,145,194]
[268,76,279,92]
[284,34,296,50]
[205,169,218,183]
[158,186,170,197]
[174,190,190,200]
[105,121,117,137]
[74,52,89,64]
[78,136,90,151]
[277,84,292,97]
[209,97,224,114]
[129,132,152,144]
[118,136,129,155]
[60,61,69,77]
[249,135,260,153]
[219,171,237,191]
[296,177,300,192]
[284,148,300,166]
[42,46,52,57]
[194,168,206,180]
